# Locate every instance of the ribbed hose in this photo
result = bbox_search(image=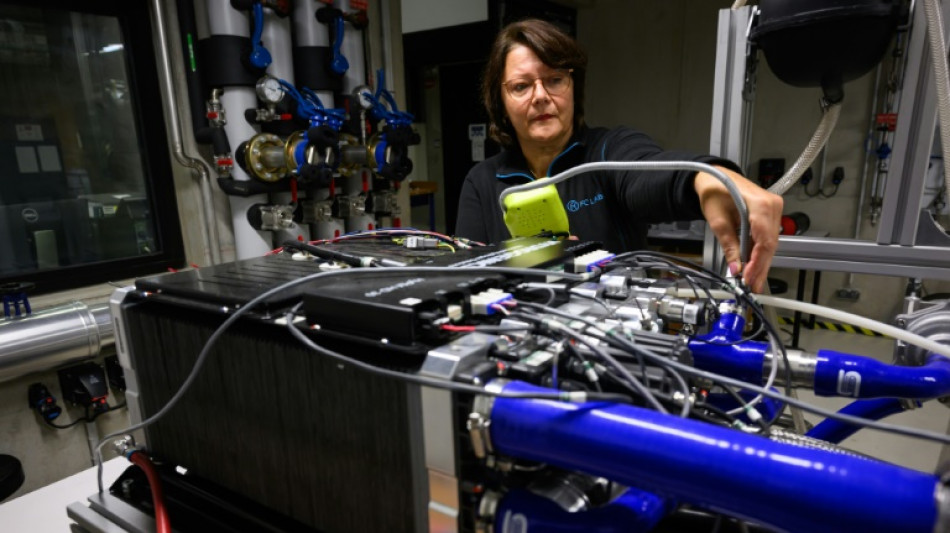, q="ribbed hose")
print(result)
[923,0,950,219]
[768,428,875,460]
[768,102,842,195]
